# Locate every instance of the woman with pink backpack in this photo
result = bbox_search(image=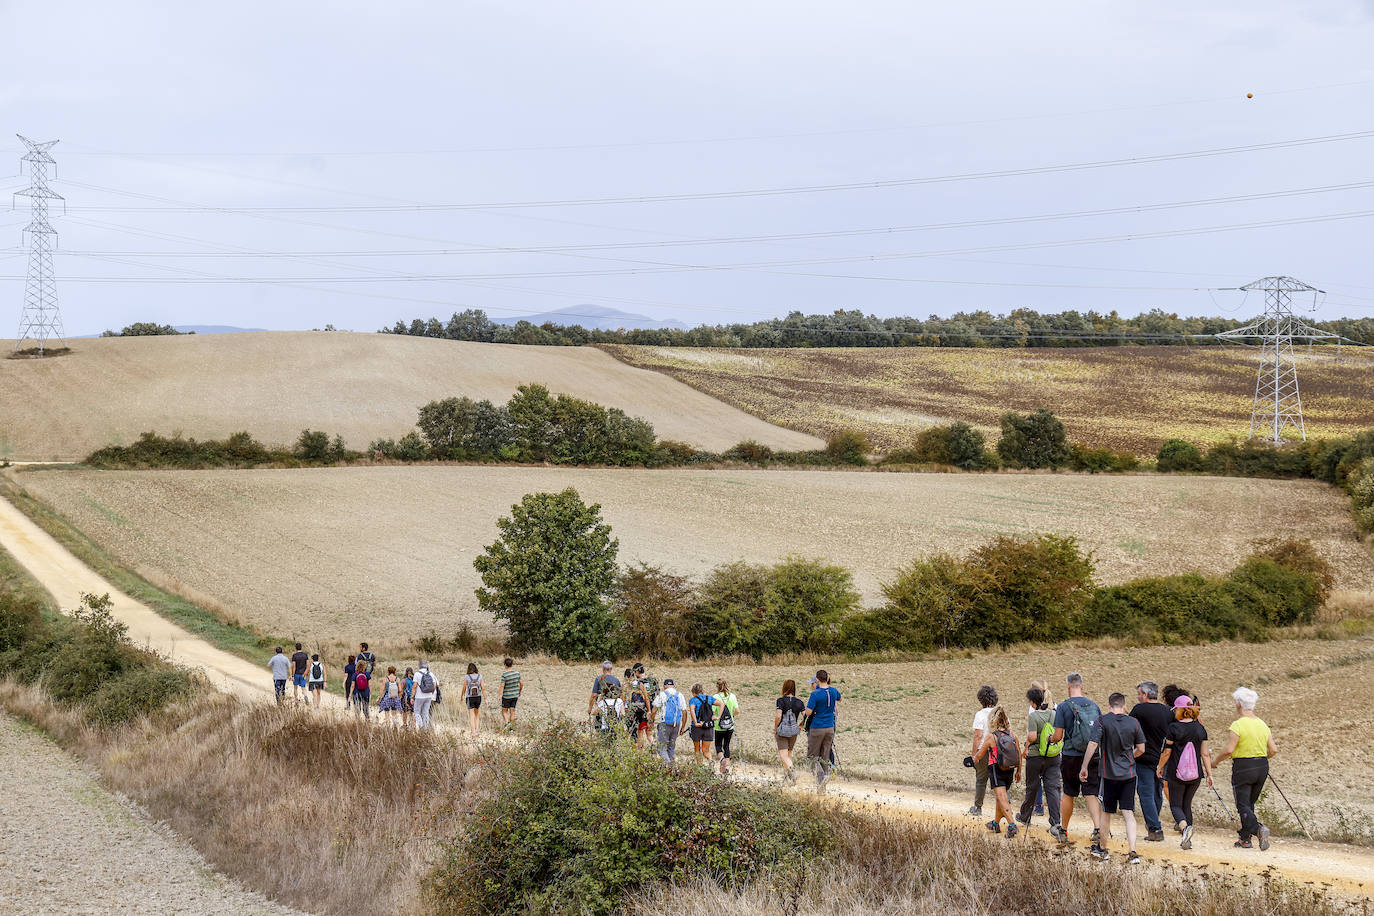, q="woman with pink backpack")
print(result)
[1155,693,1212,851]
